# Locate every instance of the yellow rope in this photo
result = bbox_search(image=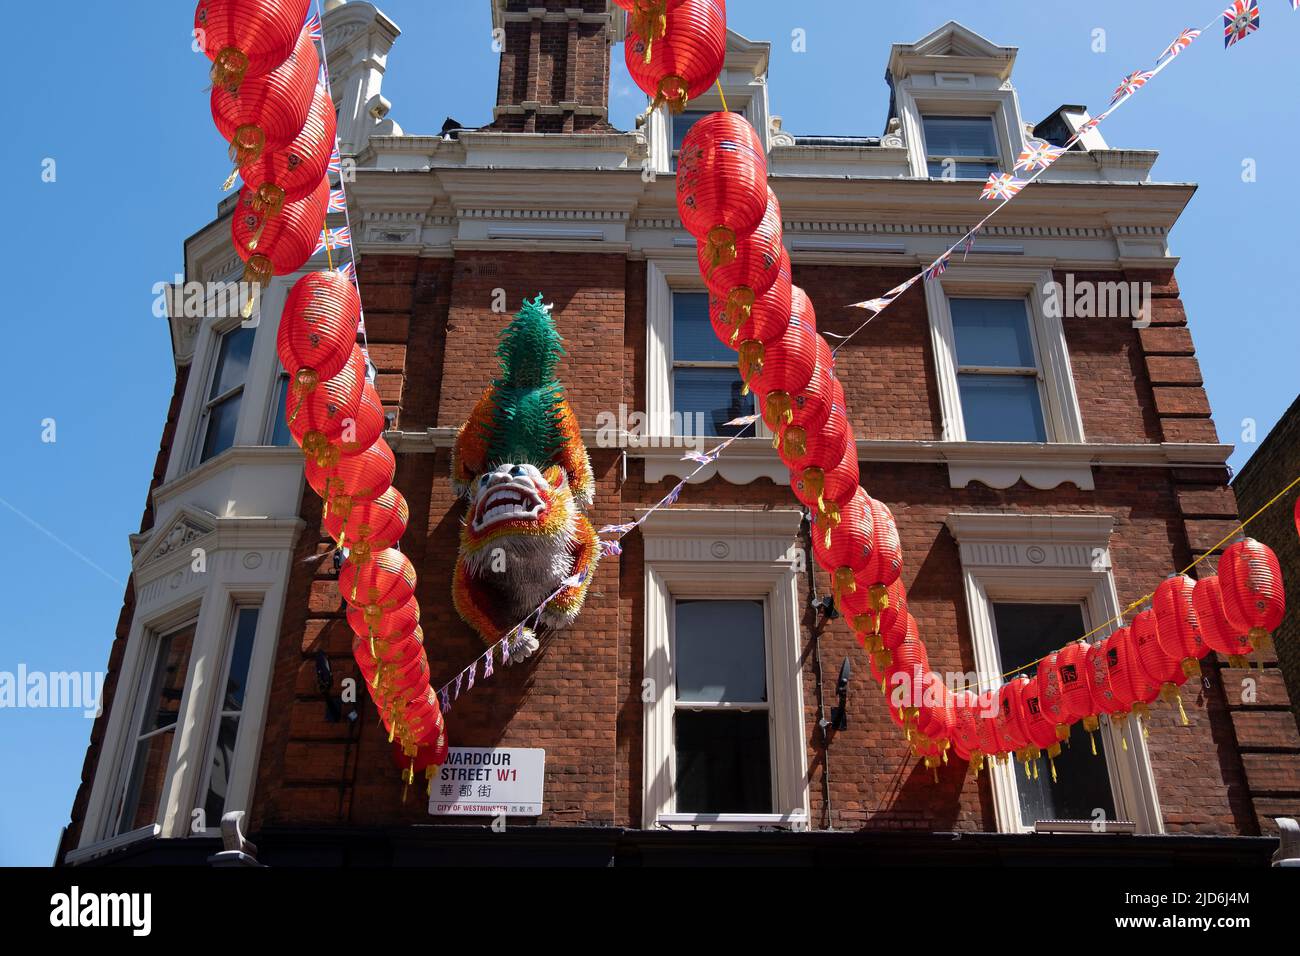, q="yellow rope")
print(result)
[714,79,729,113]
[980,473,1300,690]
